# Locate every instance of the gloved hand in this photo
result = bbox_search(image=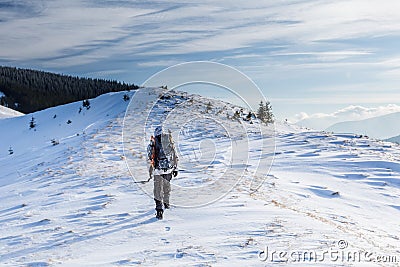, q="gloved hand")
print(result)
[172,170,178,177]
